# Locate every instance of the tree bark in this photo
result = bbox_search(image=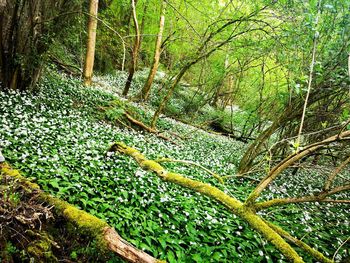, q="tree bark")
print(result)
[83,0,99,86]
[0,1,43,90]
[0,0,80,91]
[140,0,166,101]
[123,0,141,96]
